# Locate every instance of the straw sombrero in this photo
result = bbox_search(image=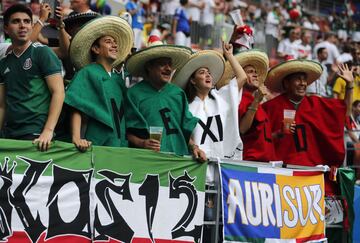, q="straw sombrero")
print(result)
[125,35,192,78]
[70,16,133,70]
[172,50,225,89]
[265,59,323,93]
[216,49,269,89]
